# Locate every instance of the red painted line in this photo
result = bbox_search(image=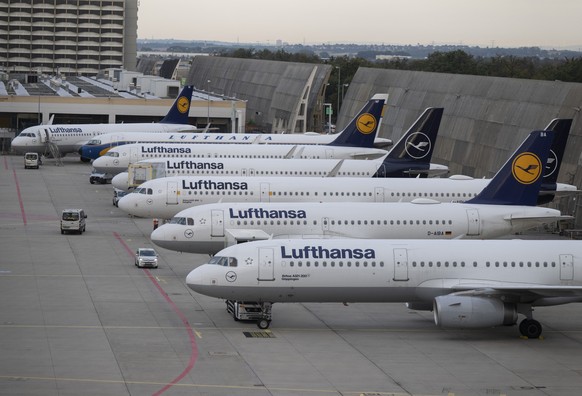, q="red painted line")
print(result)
[113,232,198,394]
[12,169,27,226]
